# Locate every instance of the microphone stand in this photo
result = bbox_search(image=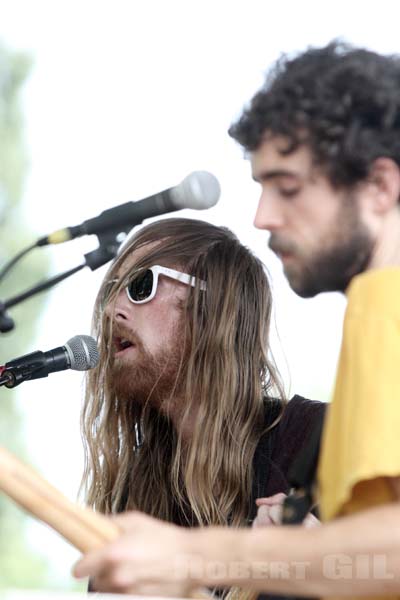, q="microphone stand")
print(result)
[0,229,124,334]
